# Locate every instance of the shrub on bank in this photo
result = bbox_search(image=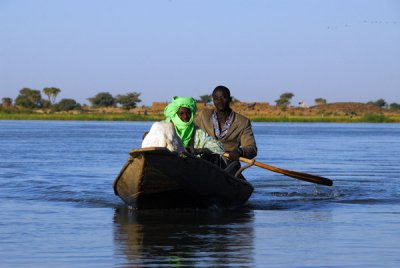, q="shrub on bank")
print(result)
[51,99,82,112]
[359,114,392,123]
